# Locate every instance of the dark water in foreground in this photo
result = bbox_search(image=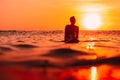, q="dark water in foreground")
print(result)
[0,30,120,80]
